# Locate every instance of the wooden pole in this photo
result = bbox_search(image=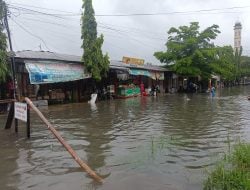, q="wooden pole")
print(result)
[26,105,30,138]
[4,4,17,99]
[14,118,18,133]
[25,97,103,183]
[5,102,14,129]
[4,4,18,130]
